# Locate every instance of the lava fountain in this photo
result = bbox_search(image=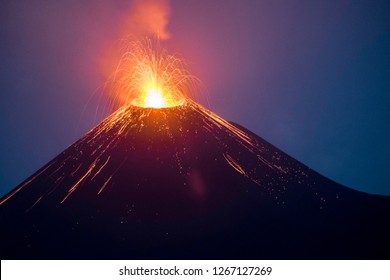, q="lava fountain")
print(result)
[109,39,197,108]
